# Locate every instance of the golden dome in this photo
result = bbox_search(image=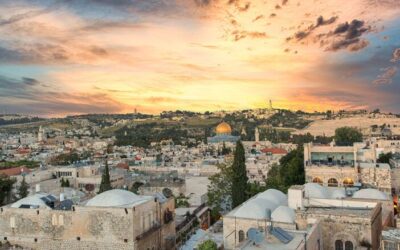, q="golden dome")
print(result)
[216,122,232,135]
